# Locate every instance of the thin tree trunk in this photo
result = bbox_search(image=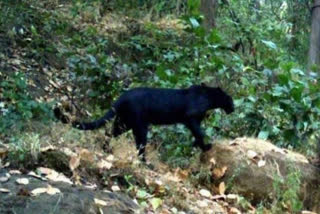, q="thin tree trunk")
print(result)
[200,0,218,31]
[308,0,320,72]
